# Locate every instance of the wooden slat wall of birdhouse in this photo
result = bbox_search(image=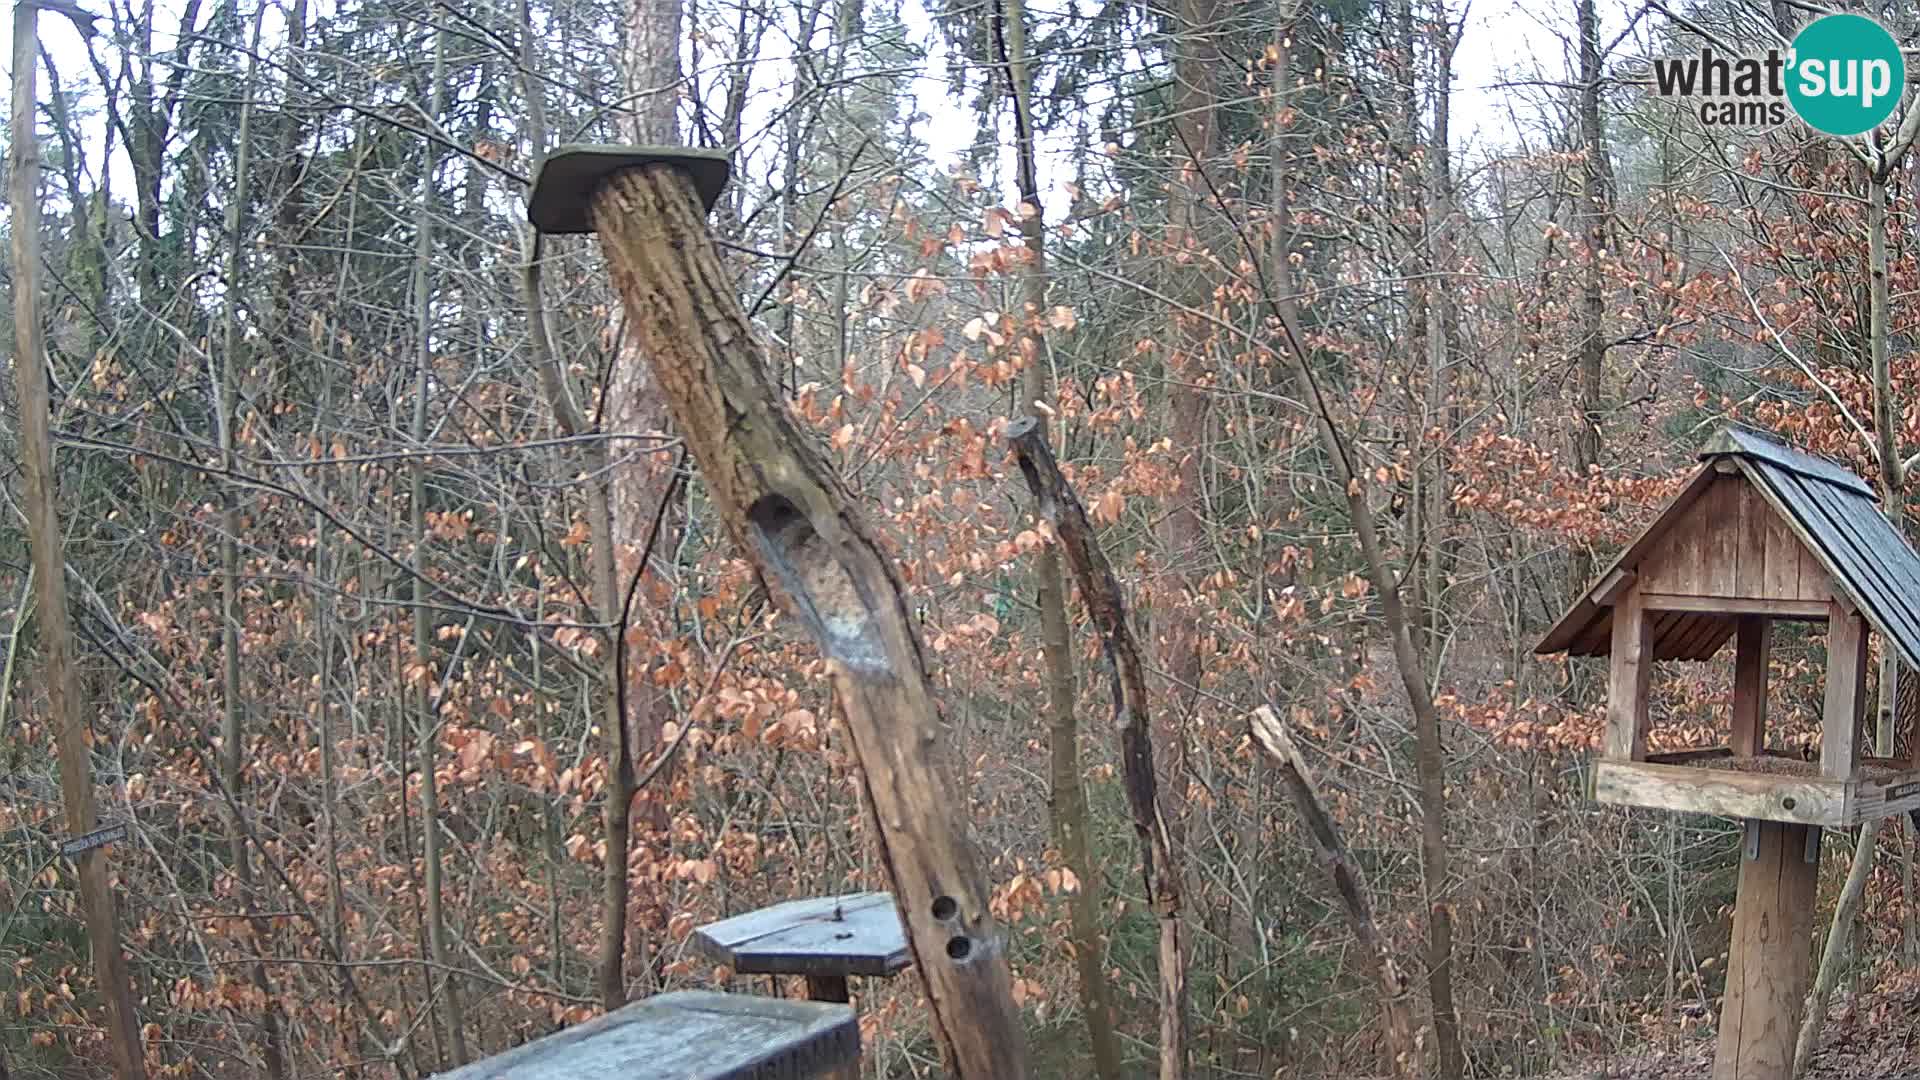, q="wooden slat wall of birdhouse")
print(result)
[1635,475,1831,606]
